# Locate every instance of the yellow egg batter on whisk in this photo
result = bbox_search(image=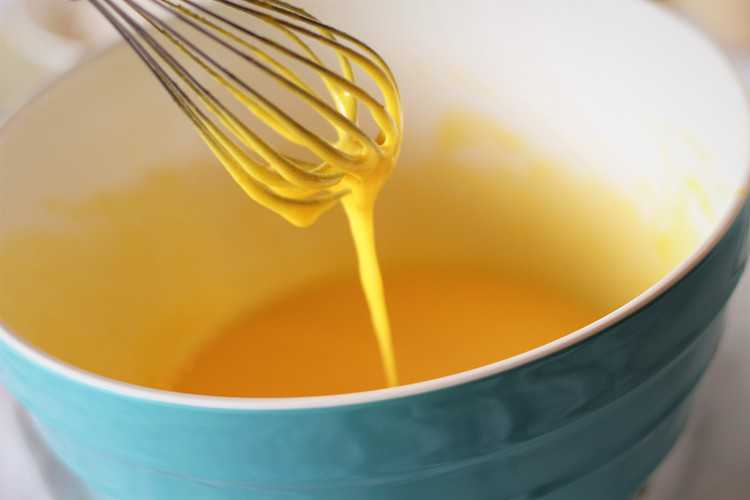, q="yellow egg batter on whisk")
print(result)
[89,0,402,385]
